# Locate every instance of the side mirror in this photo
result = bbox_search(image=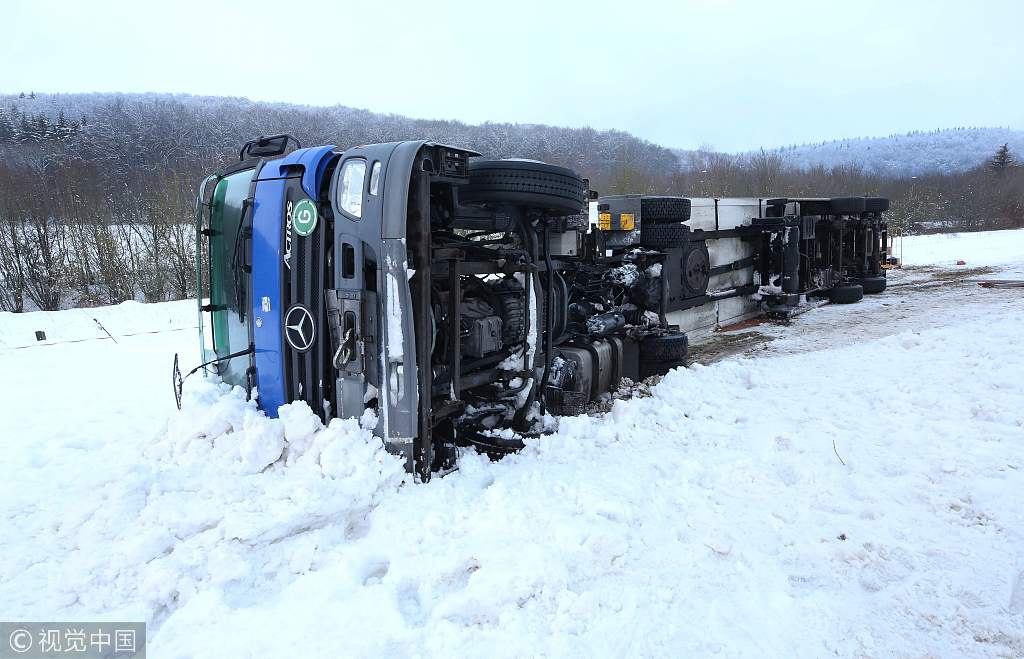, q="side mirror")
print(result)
[240,134,302,161]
